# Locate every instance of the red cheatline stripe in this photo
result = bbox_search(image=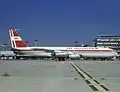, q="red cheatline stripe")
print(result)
[14,50,33,51]
[61,50,112,52]
[14,49,112,52]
